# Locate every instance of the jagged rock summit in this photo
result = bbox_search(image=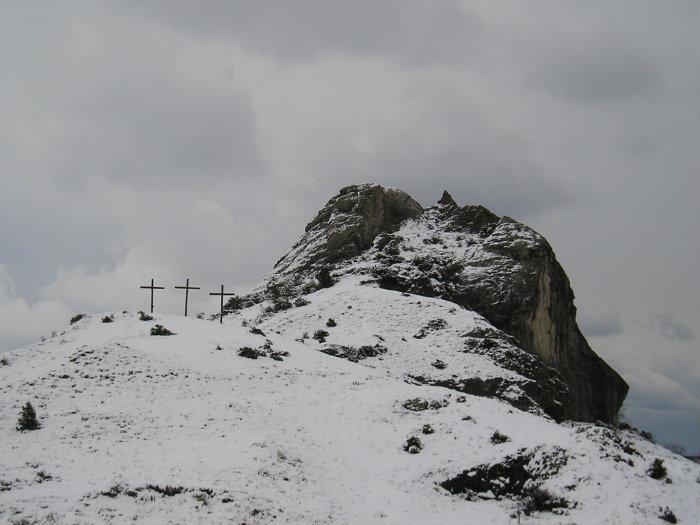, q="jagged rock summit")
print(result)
[263,183,628,423]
